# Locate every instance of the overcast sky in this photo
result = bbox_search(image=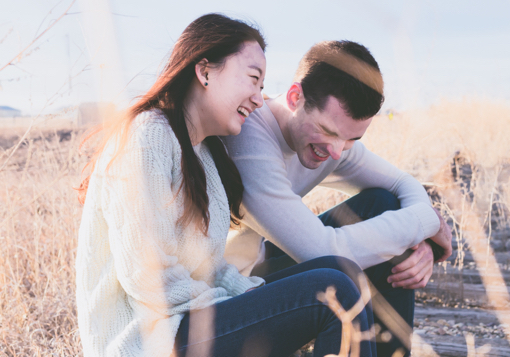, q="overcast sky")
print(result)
[1,0,509,115]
